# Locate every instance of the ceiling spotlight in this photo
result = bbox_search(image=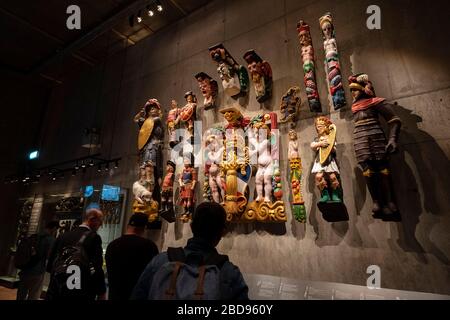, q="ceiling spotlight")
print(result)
[97,164,102,172]
[105,163,110,171]
[148,9,154,16]
[156,1,163,12]
[89,159,94,167]
[22,178,27,183]
[81,160,86,169]
[52,176,56,181]
[36,172,41,178]
[74,162,80,170]
[137,10,143,23]
[114,160,119,169]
